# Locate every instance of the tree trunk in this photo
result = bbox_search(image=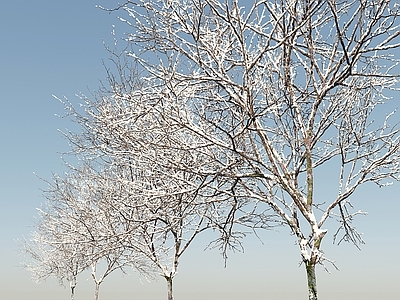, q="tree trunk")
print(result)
[165,276,173,300]
[69,276,77,300]
[70,285,75,300]
[306,261,318,300]
[94,282,101,300]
